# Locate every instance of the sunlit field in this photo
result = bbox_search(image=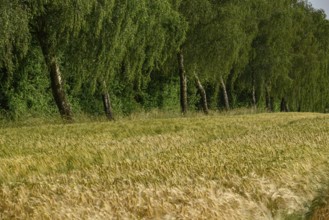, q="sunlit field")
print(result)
[1,112,329,219]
